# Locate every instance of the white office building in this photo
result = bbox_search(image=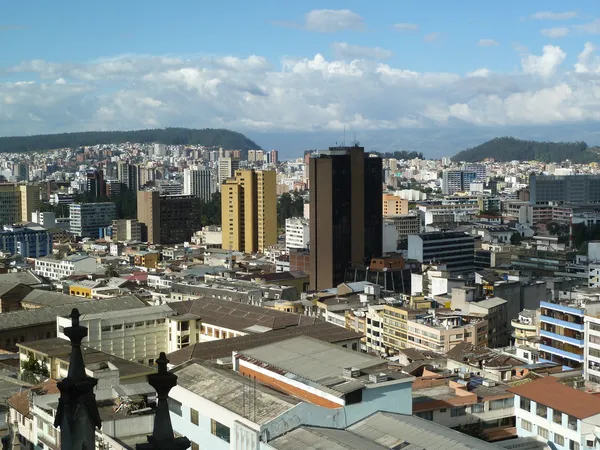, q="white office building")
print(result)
[285,217,309,252]
[218,157,240,187]
[183,167,217,202]
[32,254,98,280]
[69,202,117,238]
